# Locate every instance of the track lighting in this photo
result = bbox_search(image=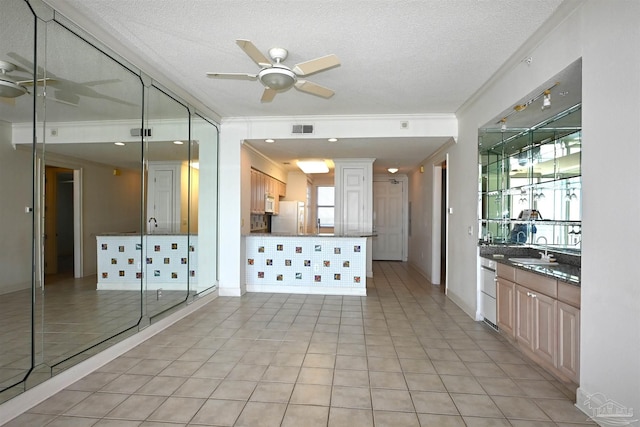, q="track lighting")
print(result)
[542,90,551,109]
